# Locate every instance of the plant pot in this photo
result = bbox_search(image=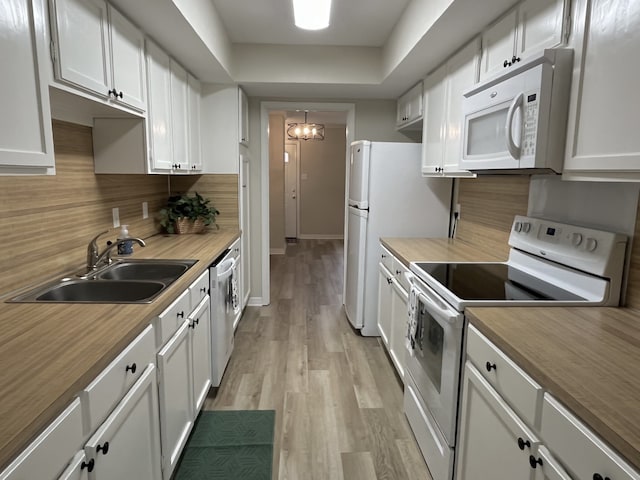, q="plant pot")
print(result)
[174,217,206,234]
